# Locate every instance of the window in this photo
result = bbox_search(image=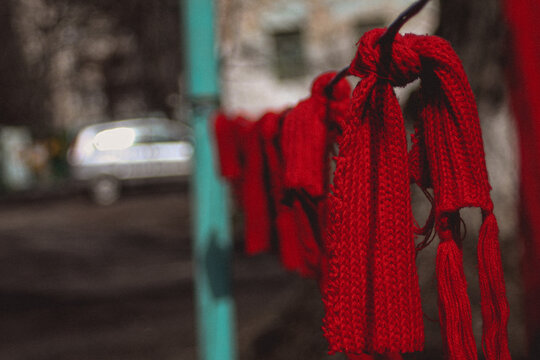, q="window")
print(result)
[273,28,306,79]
